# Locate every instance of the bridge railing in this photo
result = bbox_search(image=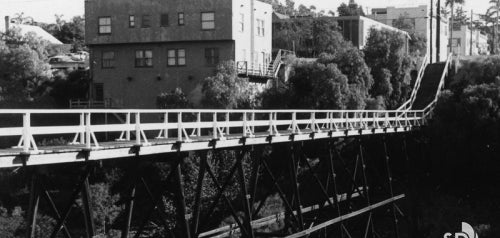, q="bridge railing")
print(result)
[423,53,453,118]
[0,109,425,154]
[398,54,429,111]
